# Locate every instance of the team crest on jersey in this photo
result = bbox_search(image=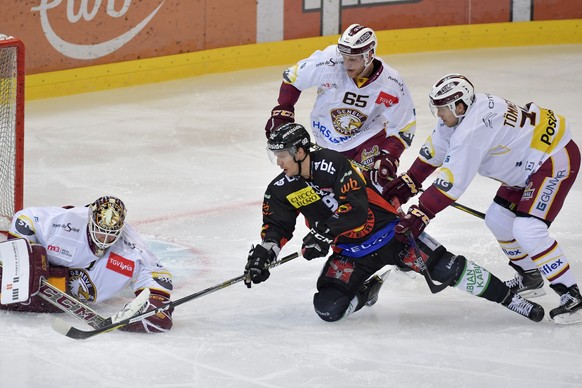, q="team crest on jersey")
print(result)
[286,186,320,209]
[434,168,454,193]
[68,269,97,302]
[522,182,535,200]
[325,258,354,283]
[330,108,367,136]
